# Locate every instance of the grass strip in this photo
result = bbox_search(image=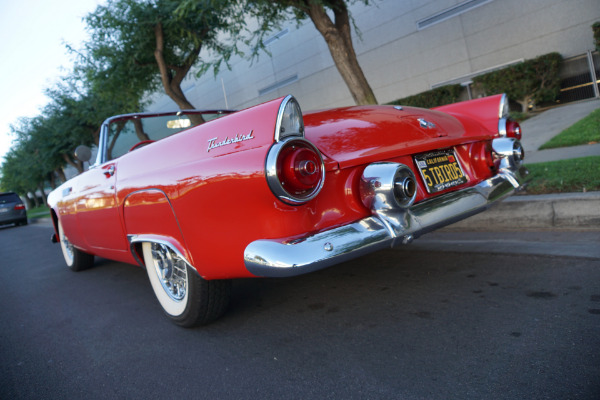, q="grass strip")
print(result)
[539,108,600,149]
[525,156,600,194]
